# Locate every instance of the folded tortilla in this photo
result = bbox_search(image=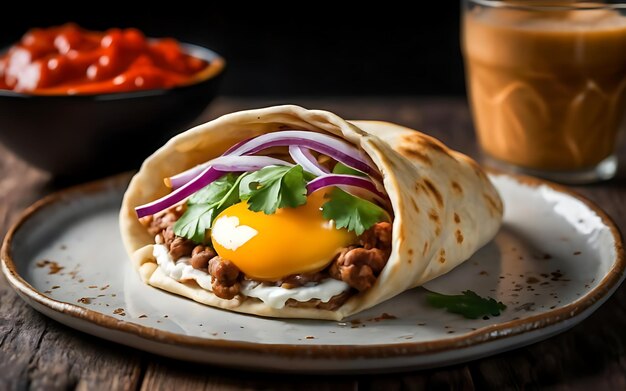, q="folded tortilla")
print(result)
[119,105,503,320]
